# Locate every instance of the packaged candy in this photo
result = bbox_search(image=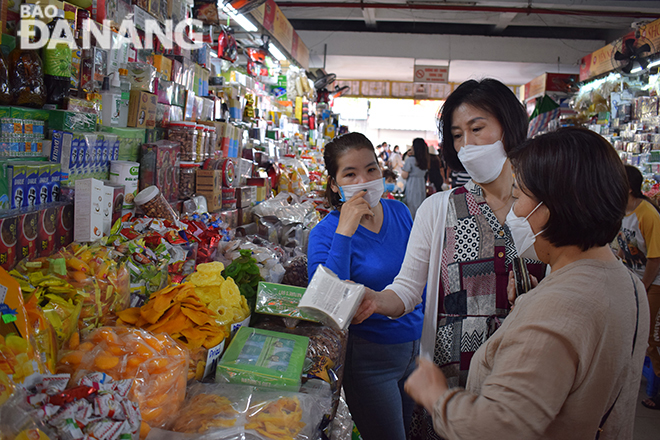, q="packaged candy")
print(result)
[57,327,188,429]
